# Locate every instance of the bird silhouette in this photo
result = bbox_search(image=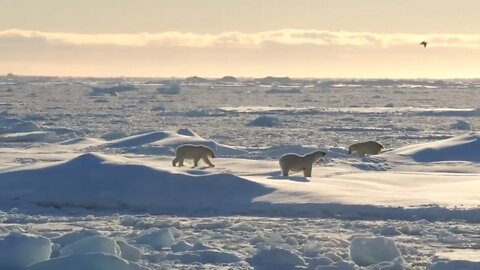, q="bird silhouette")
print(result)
[419,41,427,48]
